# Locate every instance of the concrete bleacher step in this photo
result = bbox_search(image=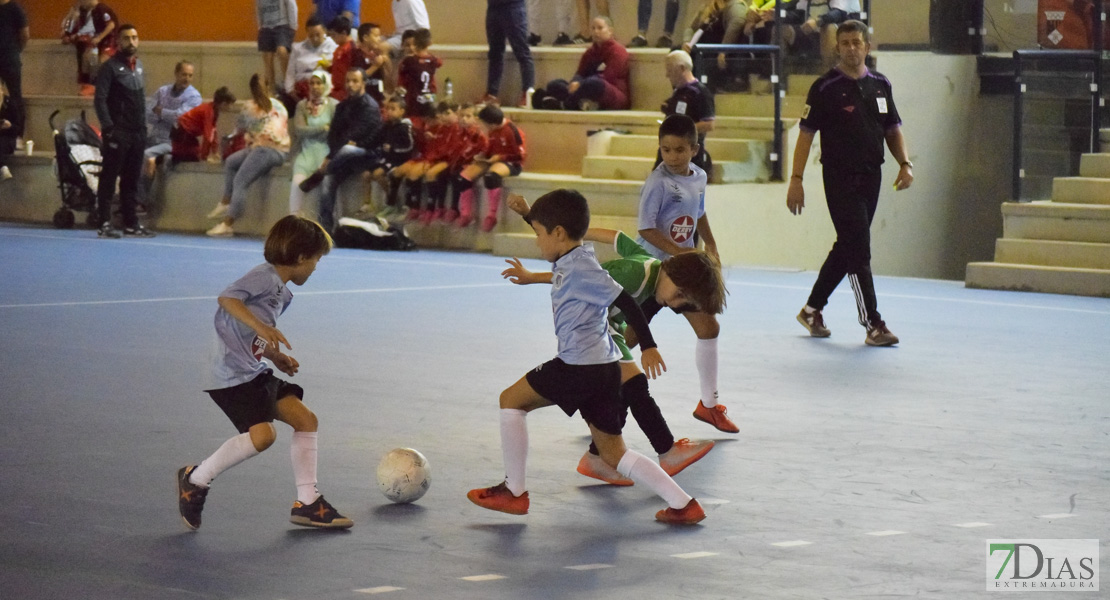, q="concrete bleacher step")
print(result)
[1079,153,1110,178]
[1000,201,1110,243]
[581,155,768,184]
[491,214,638,261]
[607,134,762,163]
[714,92,806,119]
[1051,177,1110,204]
[964,262,1110,298]
[993,239,1110,270]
